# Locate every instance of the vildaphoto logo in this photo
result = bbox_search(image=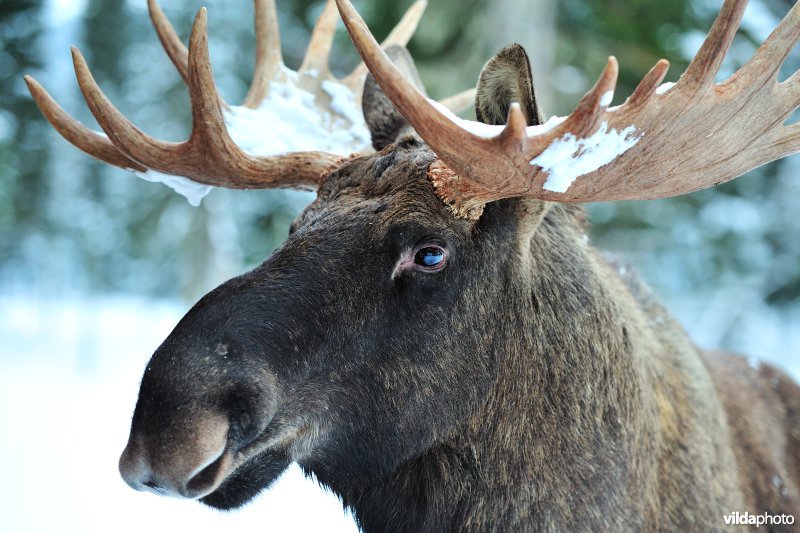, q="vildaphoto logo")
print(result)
[723,511,795,527]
